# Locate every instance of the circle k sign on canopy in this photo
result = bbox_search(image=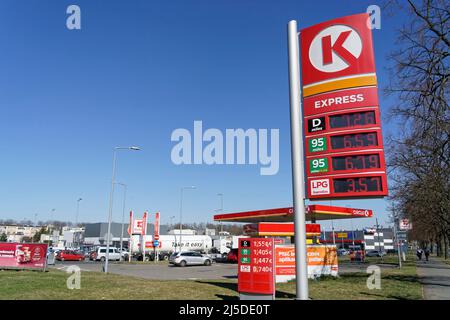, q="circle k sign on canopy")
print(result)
[301,13,376,88]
